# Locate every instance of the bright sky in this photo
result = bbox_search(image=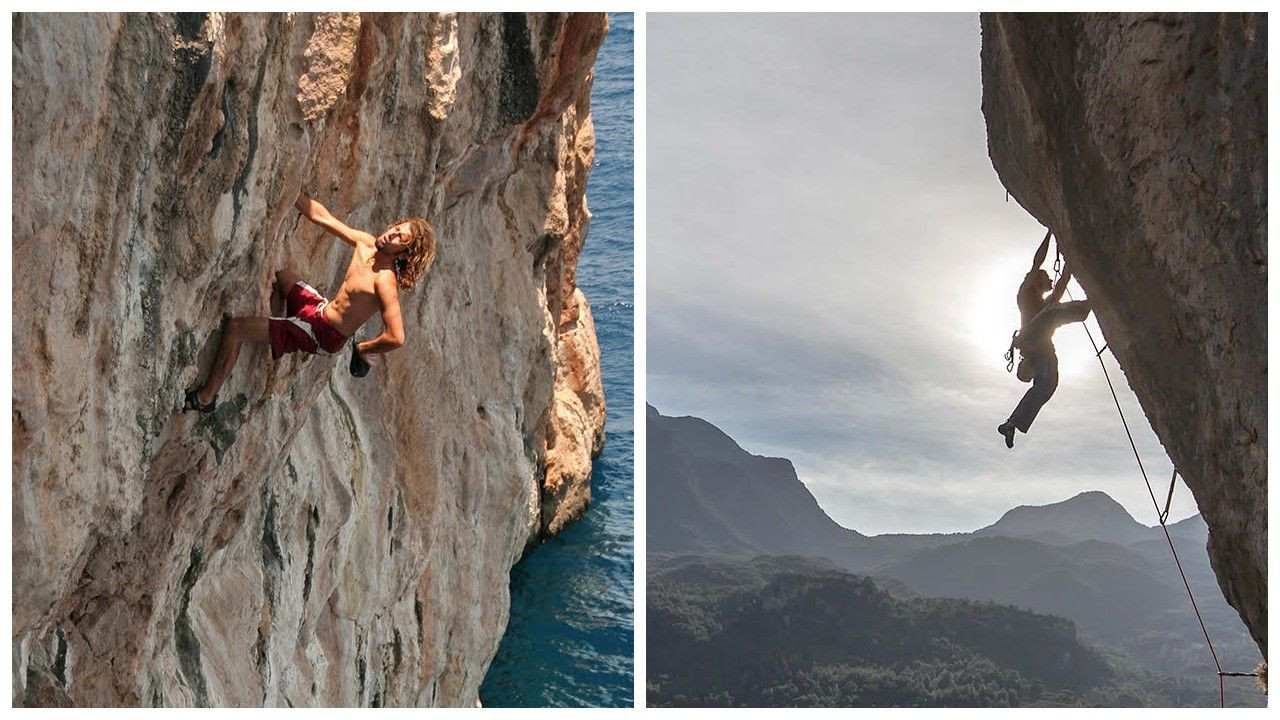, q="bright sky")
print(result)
[647,13,1196,535]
